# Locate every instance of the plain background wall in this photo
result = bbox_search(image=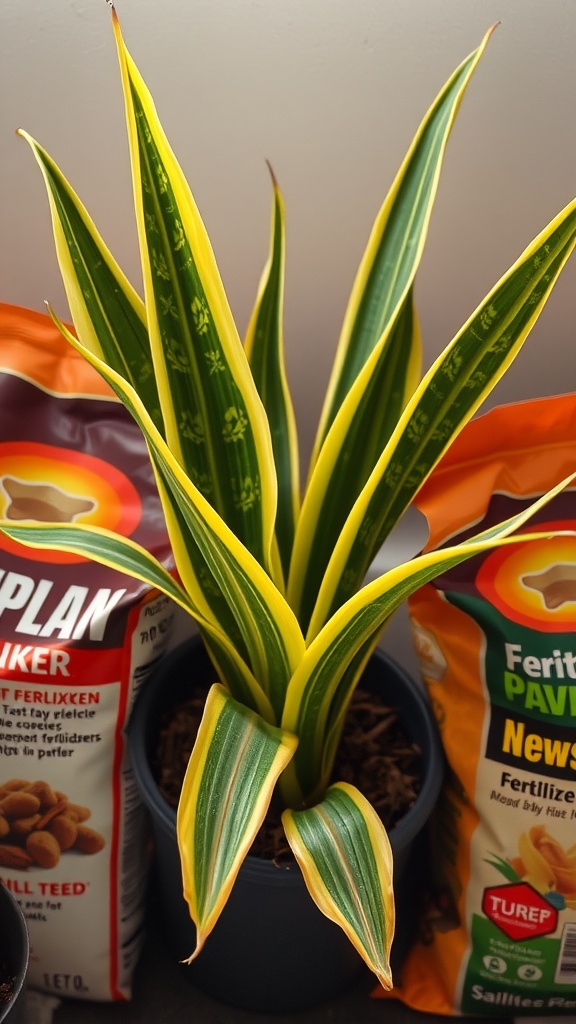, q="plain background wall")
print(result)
[1,0,576,669]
